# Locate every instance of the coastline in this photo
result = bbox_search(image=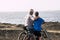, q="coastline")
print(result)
[0,22,60,30]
